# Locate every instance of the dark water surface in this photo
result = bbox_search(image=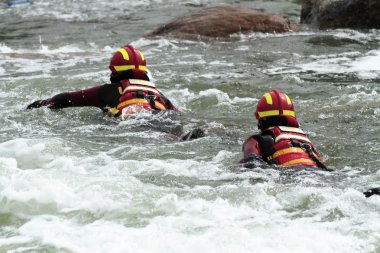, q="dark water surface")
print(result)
[0,0,379,252]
